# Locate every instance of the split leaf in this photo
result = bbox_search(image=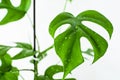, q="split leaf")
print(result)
[49,10,113,78]
[45,65,76,80]
[0,0,31,25]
